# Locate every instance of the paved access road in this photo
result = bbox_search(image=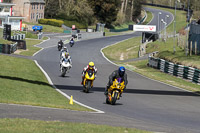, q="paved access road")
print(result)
[1,8,200,133]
